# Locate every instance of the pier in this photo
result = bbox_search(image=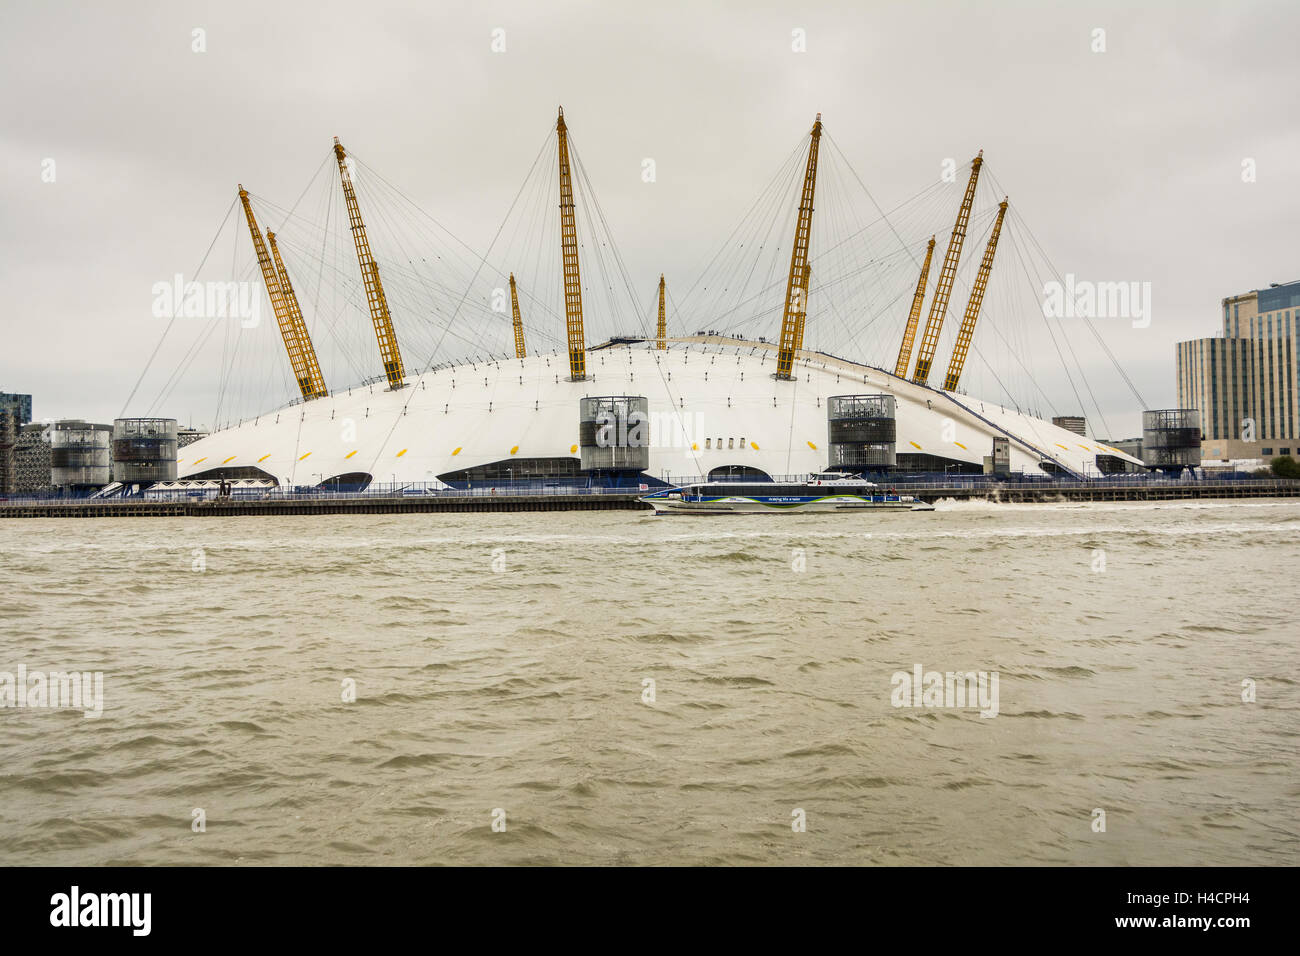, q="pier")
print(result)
[2,478,1297,518]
